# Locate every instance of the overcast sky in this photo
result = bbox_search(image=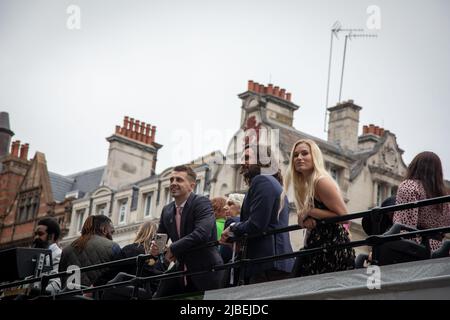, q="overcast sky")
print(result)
[1,0,449,179]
